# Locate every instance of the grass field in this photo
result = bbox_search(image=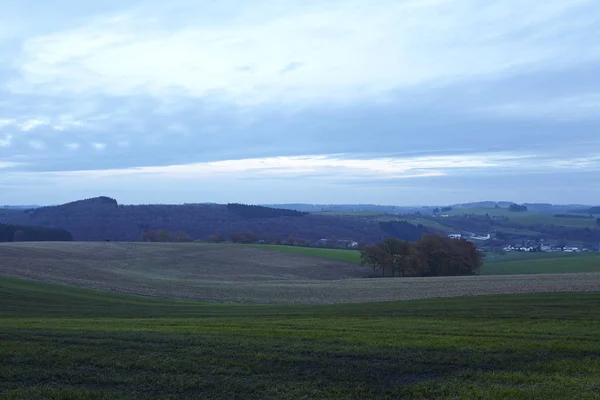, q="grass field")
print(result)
[242,243,362,263]
[2,242,600,303]
[482,252,600,275]
[313,211,386,217]
[256,243,600,276]
[313,207,600,228]
[312,211,457,231]
[447,207,600,228]
[1,276,600,399]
